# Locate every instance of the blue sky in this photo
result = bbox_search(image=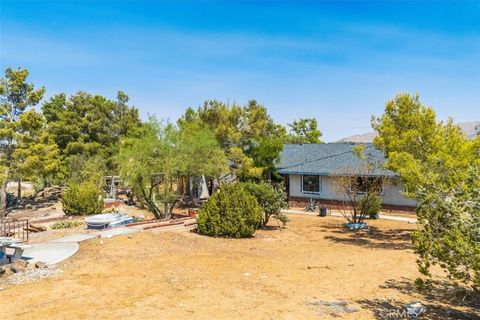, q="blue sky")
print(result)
[1,1,479,141]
